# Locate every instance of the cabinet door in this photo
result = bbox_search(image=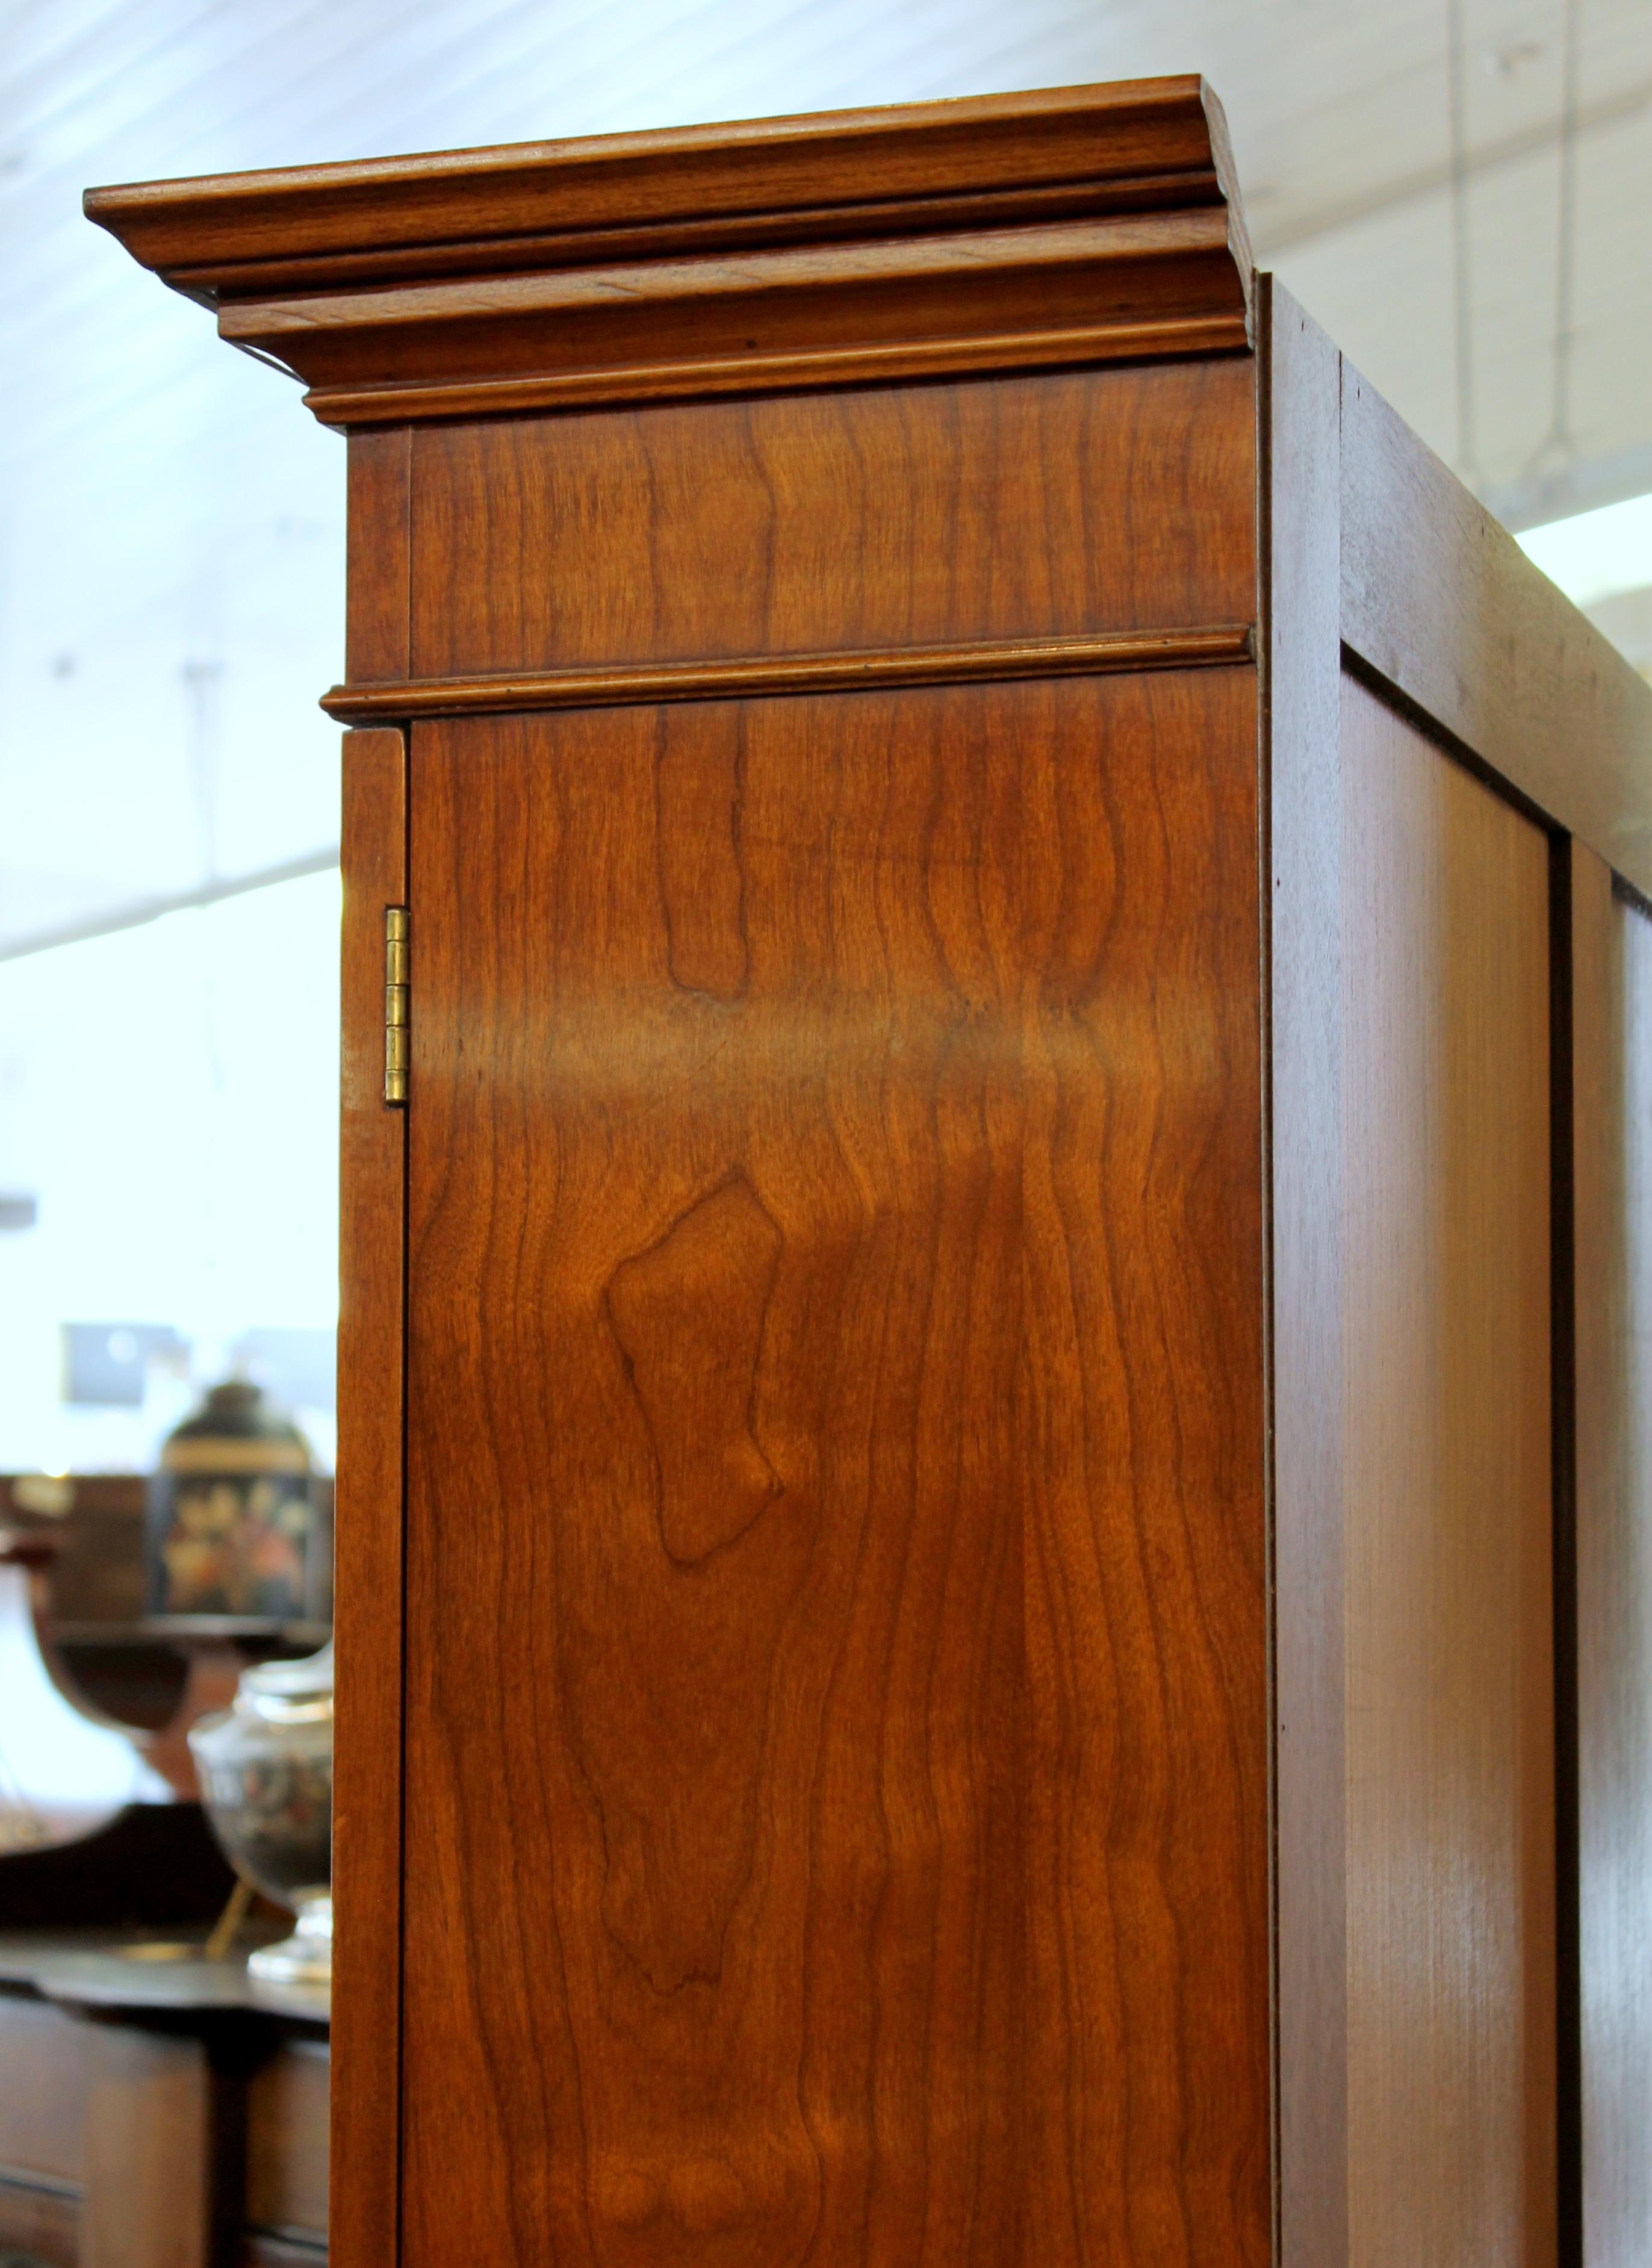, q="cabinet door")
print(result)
[399,669,1268,2267]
